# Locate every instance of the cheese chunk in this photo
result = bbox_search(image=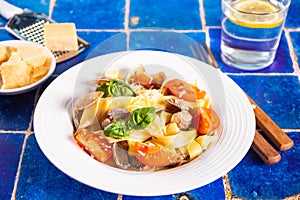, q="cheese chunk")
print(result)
[17,46,48,67]
[31,57,51,83]
[0,53,32,89]
[0,44,9,63]
[44,23,78,51]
